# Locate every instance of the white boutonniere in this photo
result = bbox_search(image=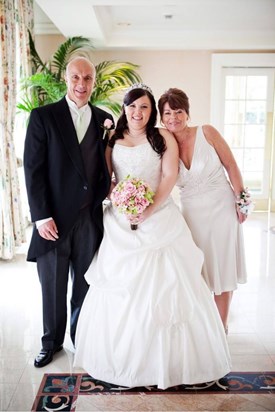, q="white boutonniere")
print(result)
[102,118,114,140]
